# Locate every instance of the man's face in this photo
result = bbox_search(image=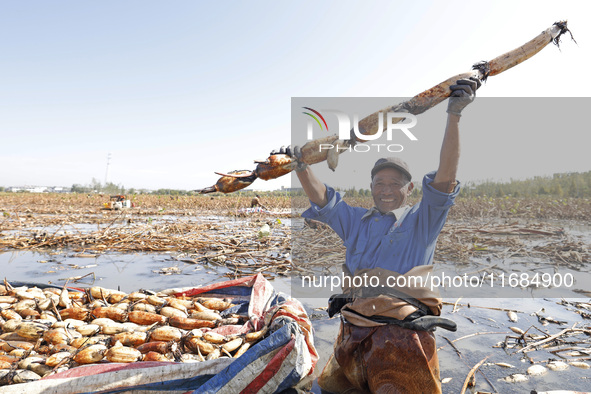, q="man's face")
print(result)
[370,167,414,214]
